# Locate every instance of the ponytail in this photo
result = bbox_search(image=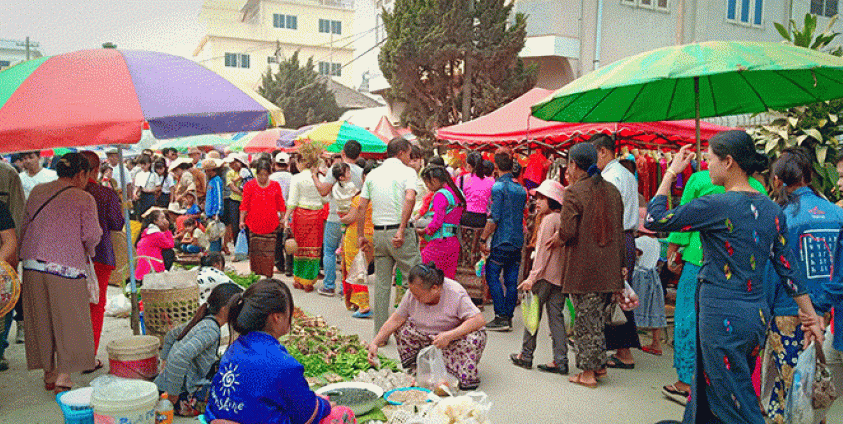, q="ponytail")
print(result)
[178,282,243,341]
[421,166,466,207]
[227,279,294,335]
